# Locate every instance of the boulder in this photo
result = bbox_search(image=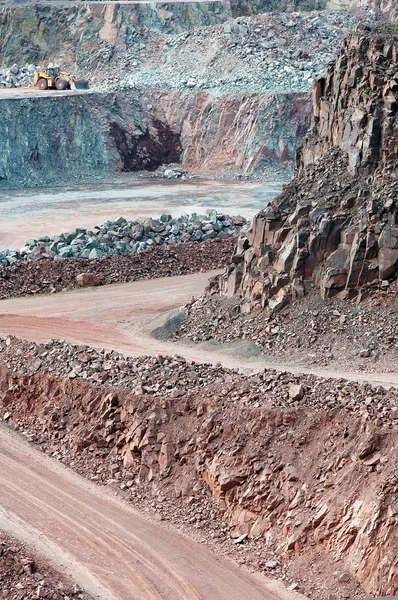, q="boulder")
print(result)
[75,273,101,287]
